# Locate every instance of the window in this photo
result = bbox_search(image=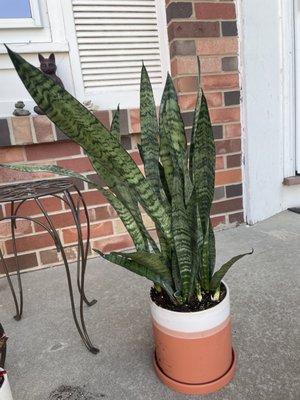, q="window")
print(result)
[0,0,41,28]
[63,0,170,109]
